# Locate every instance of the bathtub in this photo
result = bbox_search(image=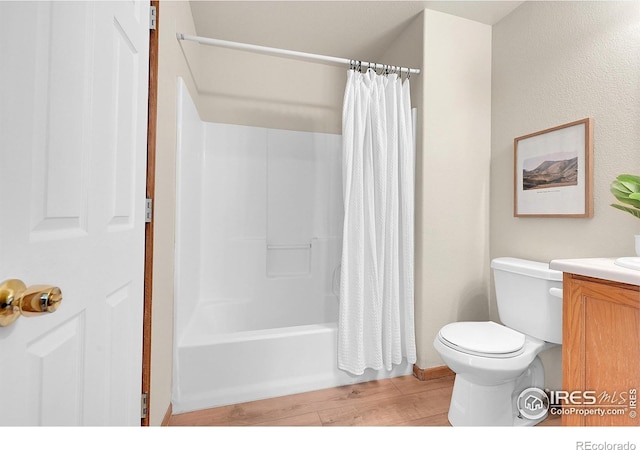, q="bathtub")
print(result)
[173,79,412,414]
[172,301,413,414]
